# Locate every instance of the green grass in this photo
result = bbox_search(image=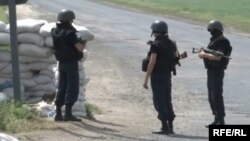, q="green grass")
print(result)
[100,0,250,32]
[0,101,54,133]
[0,6,7,22]
[85,102,102,120]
